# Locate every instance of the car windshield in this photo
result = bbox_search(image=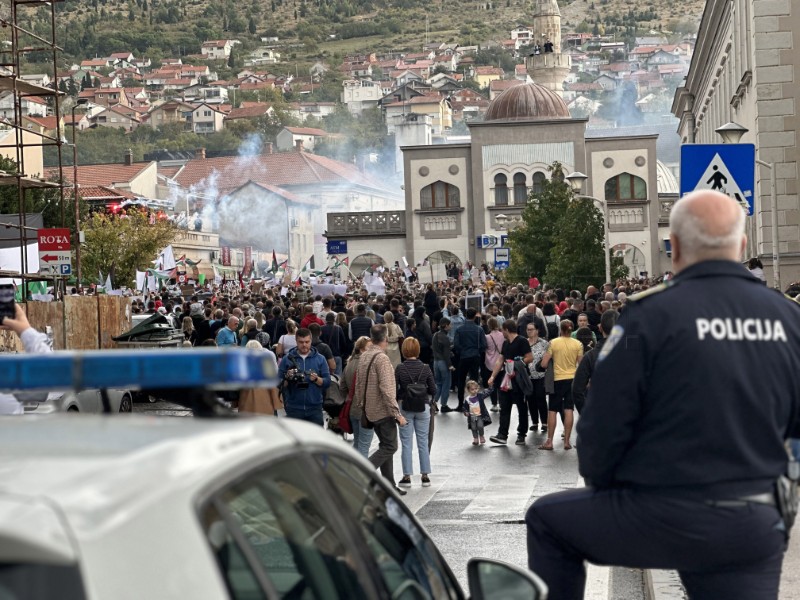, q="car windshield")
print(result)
[0,563,86,600]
